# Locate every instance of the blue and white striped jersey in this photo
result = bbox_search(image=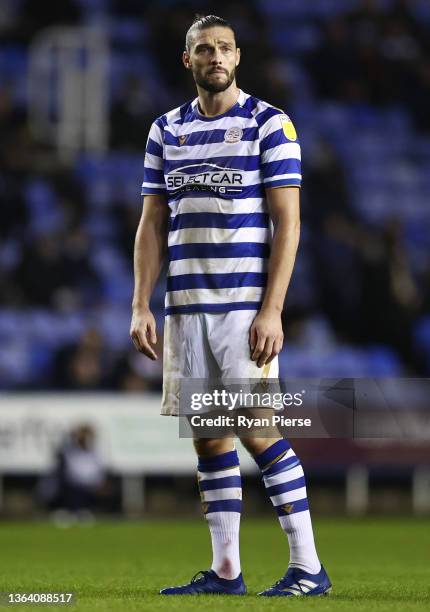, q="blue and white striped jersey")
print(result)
[141,89,301,316]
